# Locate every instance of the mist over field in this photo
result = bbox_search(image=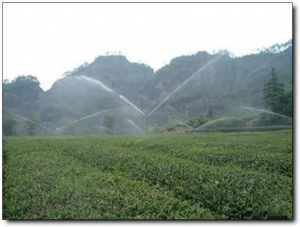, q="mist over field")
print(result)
[3,40,292,136]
